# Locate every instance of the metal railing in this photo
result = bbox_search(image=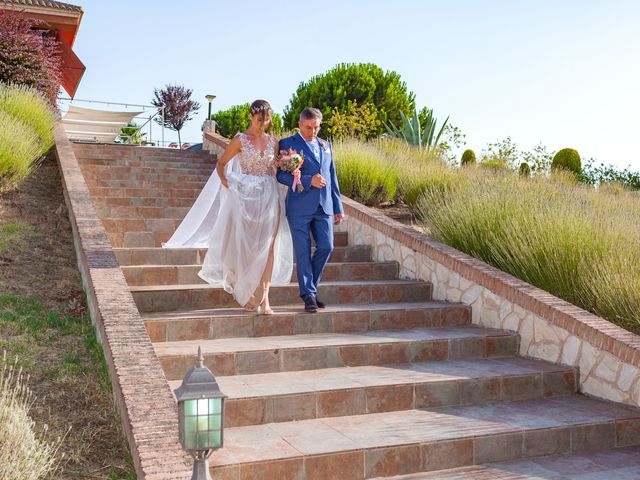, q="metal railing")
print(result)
[58,97,202,148]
